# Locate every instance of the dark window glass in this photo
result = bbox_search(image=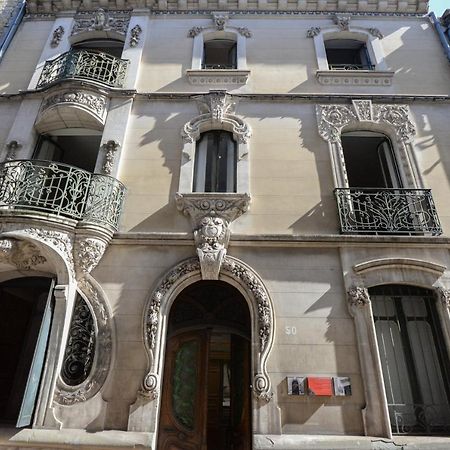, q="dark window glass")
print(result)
[325,39,373,70]
[370,285,450,435]
[71,38,124,58]
[193,131,237,193]
[202,39,237,69]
